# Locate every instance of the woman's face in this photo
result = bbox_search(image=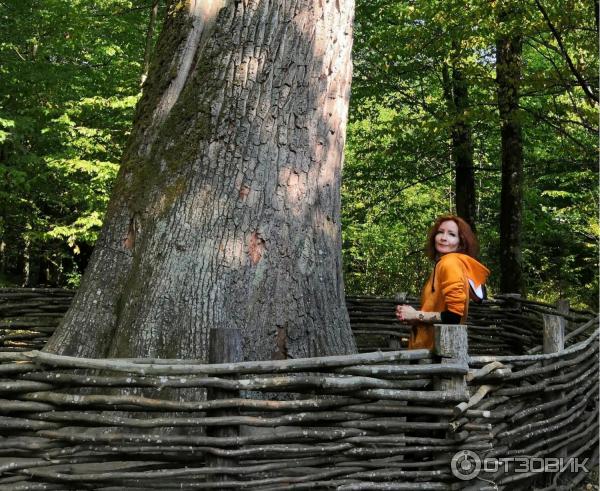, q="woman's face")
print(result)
[435,220,460,255]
